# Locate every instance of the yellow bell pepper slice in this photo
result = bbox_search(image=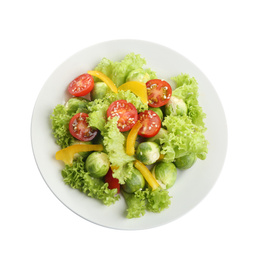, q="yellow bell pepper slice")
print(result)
[158,154,165,161]
[87,70,118,94]
[126,121,142,156]
[118,81,148,104]
[110,165,119,171]
[134,160,160,191]
[55,144,103,165]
